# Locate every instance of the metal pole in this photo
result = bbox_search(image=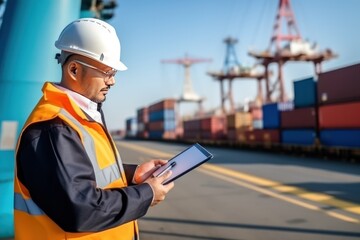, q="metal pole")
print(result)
[0,0,80,237]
